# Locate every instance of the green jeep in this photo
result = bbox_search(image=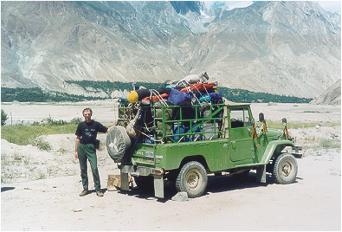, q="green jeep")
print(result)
[107,100,302,198]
